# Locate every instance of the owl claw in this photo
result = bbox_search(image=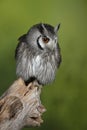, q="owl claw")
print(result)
[33,80,42,90]
[26,80,42,91]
